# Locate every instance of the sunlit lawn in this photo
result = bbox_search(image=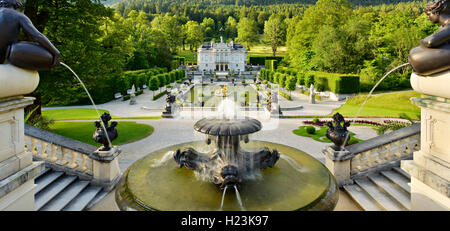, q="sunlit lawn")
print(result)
[333,91,422,120]
[293,126,362,145]
[247,45,287,56]
[43,109,162,120]
[48,122,154,146]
